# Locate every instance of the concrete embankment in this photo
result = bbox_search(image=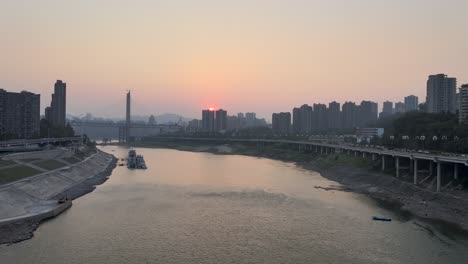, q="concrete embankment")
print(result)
[0,149,116,244]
